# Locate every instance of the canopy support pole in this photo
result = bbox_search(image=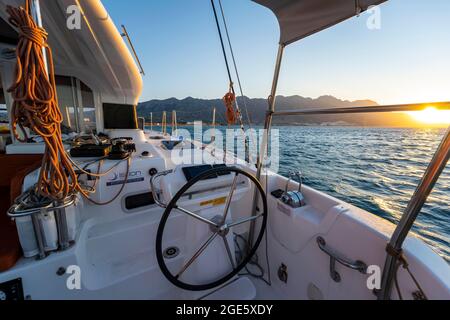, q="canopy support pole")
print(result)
[248,44,285,247]
[378,126,450,300]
